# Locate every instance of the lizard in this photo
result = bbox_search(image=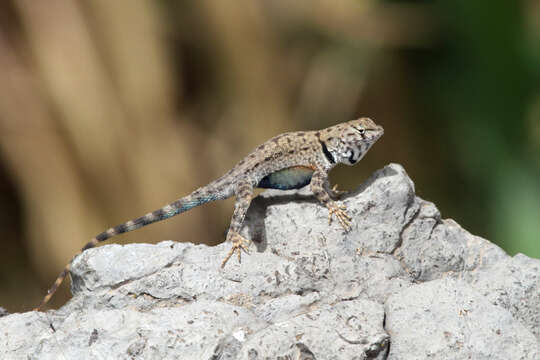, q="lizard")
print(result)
[35,117,383,310]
